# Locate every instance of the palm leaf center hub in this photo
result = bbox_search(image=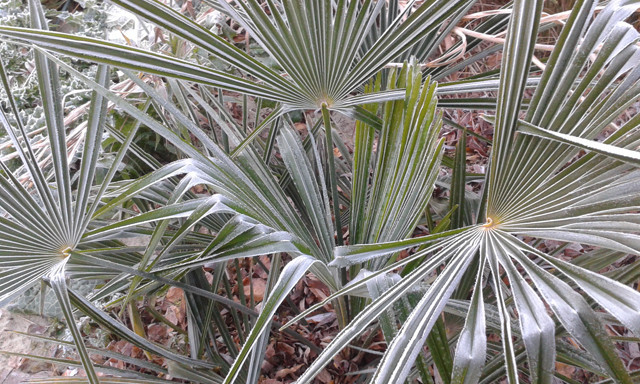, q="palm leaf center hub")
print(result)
[482,217,497,229]
[59,246,73,259]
